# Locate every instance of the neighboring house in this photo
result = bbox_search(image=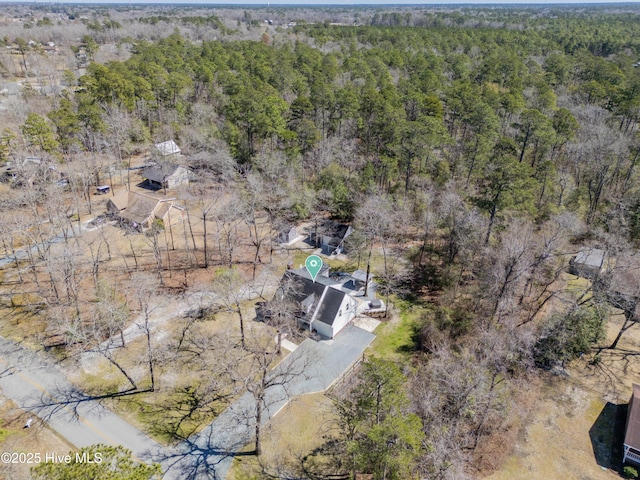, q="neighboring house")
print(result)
[42,42,57,54]
[1,156,60,187]
[153,140,181,158]
[624,384,640,466]
[569,248,606,279]
[107,191,129,214]
[0,83,23,97]
[22,156,42,168]
[107,191,184,230]
[312,220,353,256]
[141,163,190,190]
[273,268,358,339]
